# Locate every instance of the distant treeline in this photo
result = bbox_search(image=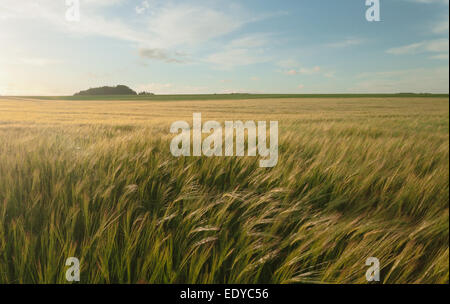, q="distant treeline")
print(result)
[73,85,156,96]
[74,85,138,96]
